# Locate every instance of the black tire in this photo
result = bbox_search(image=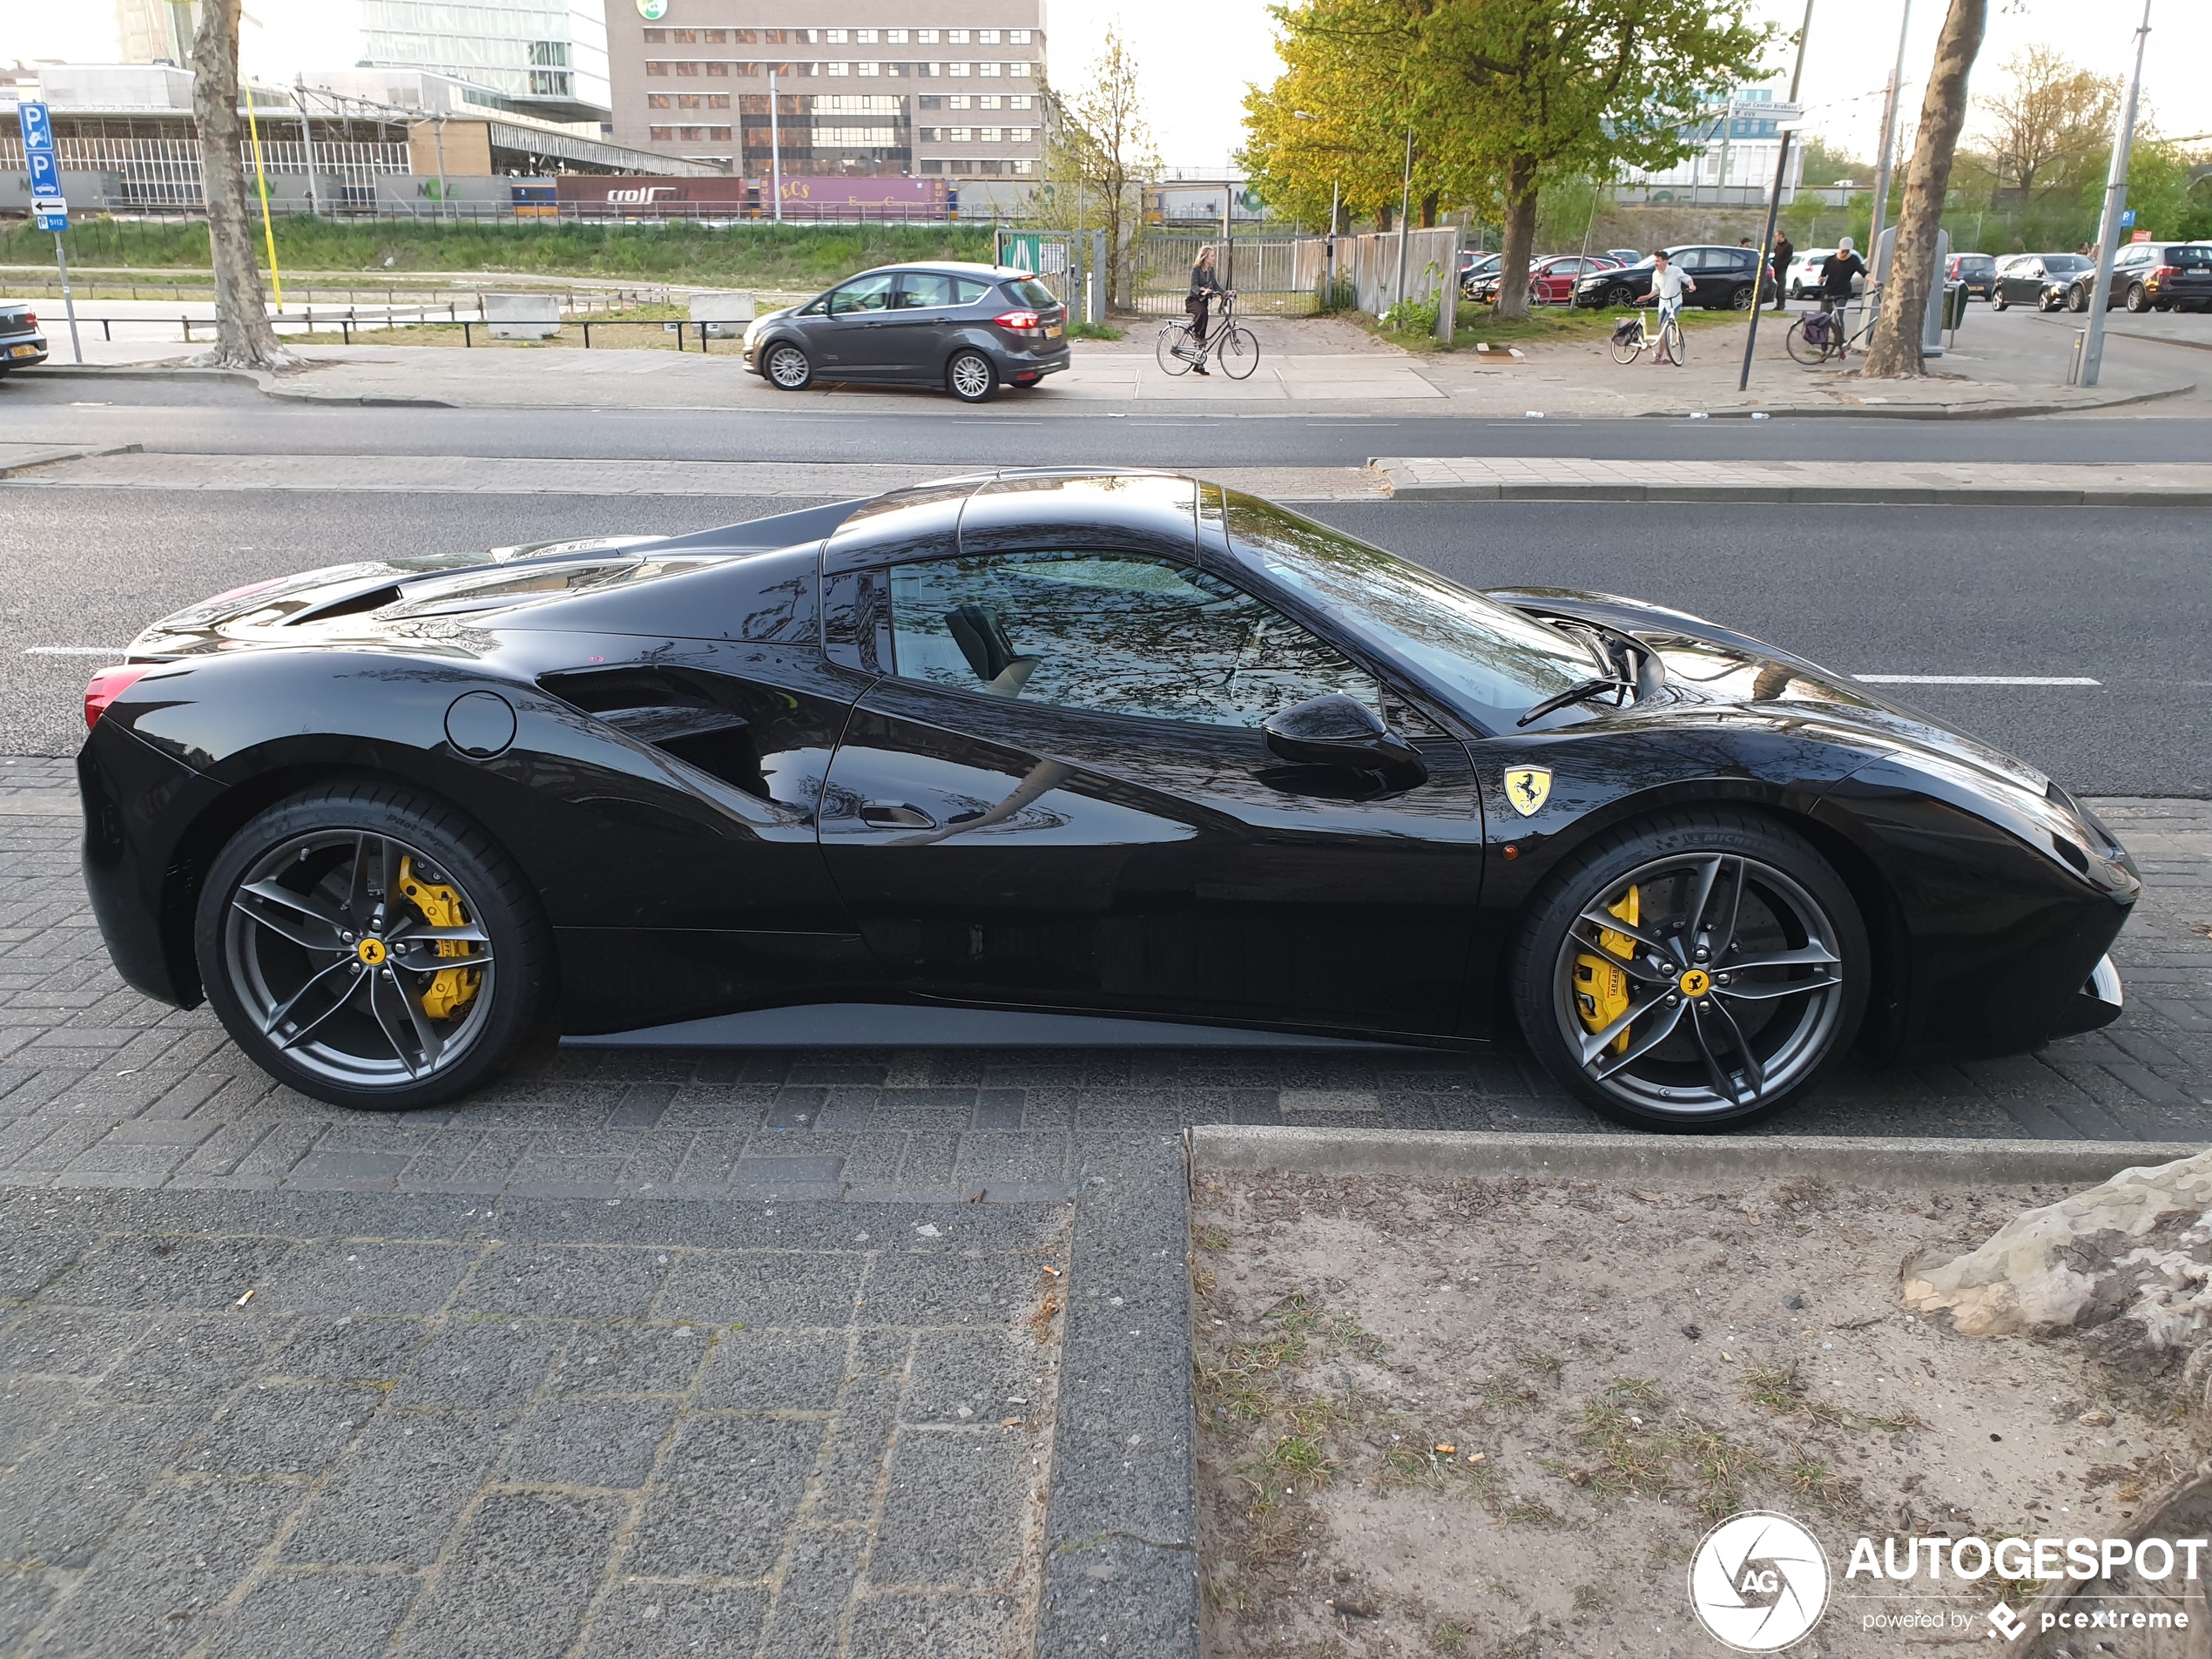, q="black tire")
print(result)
[1605,286,1636,309]
[1993,291,2009,311]
[948,348,998,402]
[1729,283,1754,311]
[764,341,812,390]
[1510,810,1868,1131]
[1784,317,1825,365]
[194,781,554,1112]
[2126,283,2149,314]
[2067,285,2088,314]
